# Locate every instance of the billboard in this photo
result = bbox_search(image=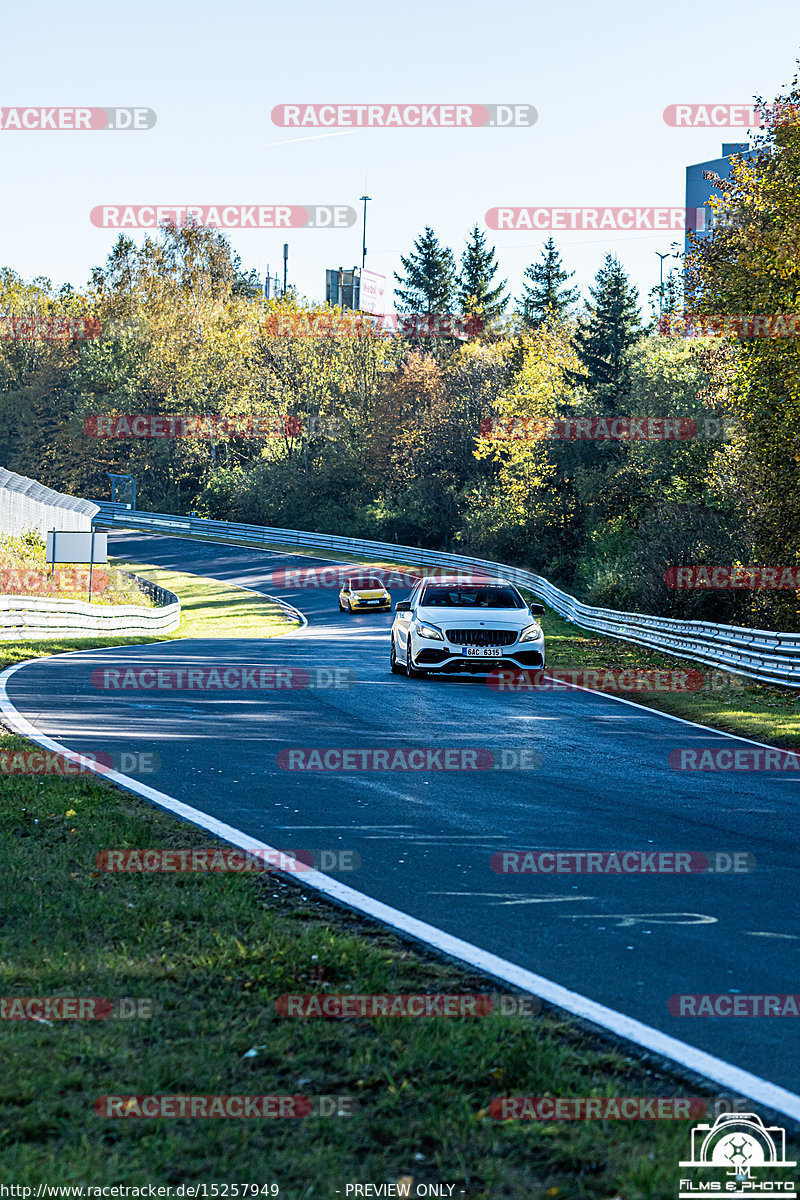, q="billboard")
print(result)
[359,269,386,315]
